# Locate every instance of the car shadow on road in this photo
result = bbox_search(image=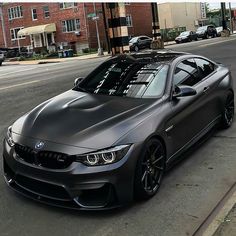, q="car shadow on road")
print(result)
[6,126,219,219]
